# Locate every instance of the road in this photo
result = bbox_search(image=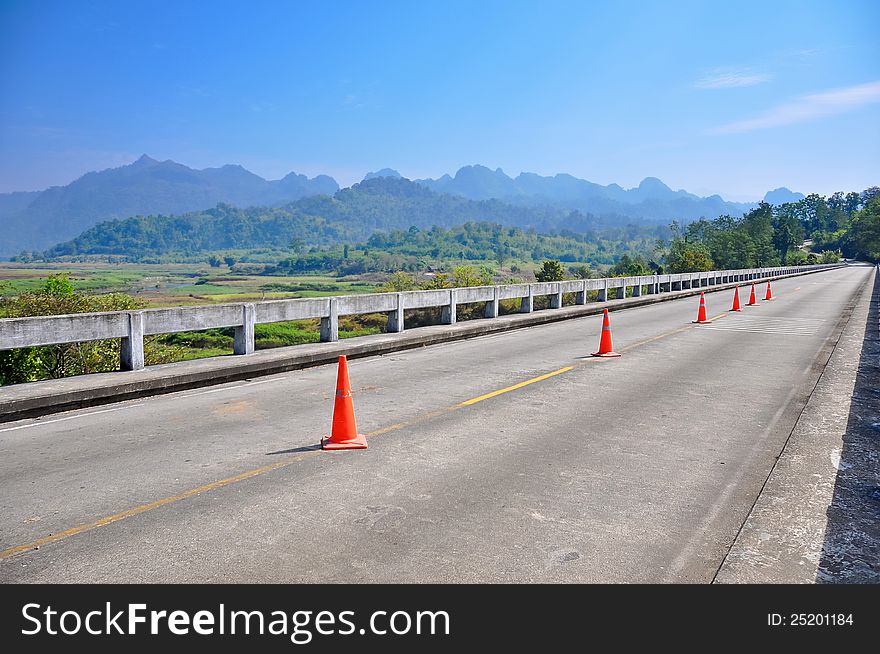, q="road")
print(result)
[0,265,872,583]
